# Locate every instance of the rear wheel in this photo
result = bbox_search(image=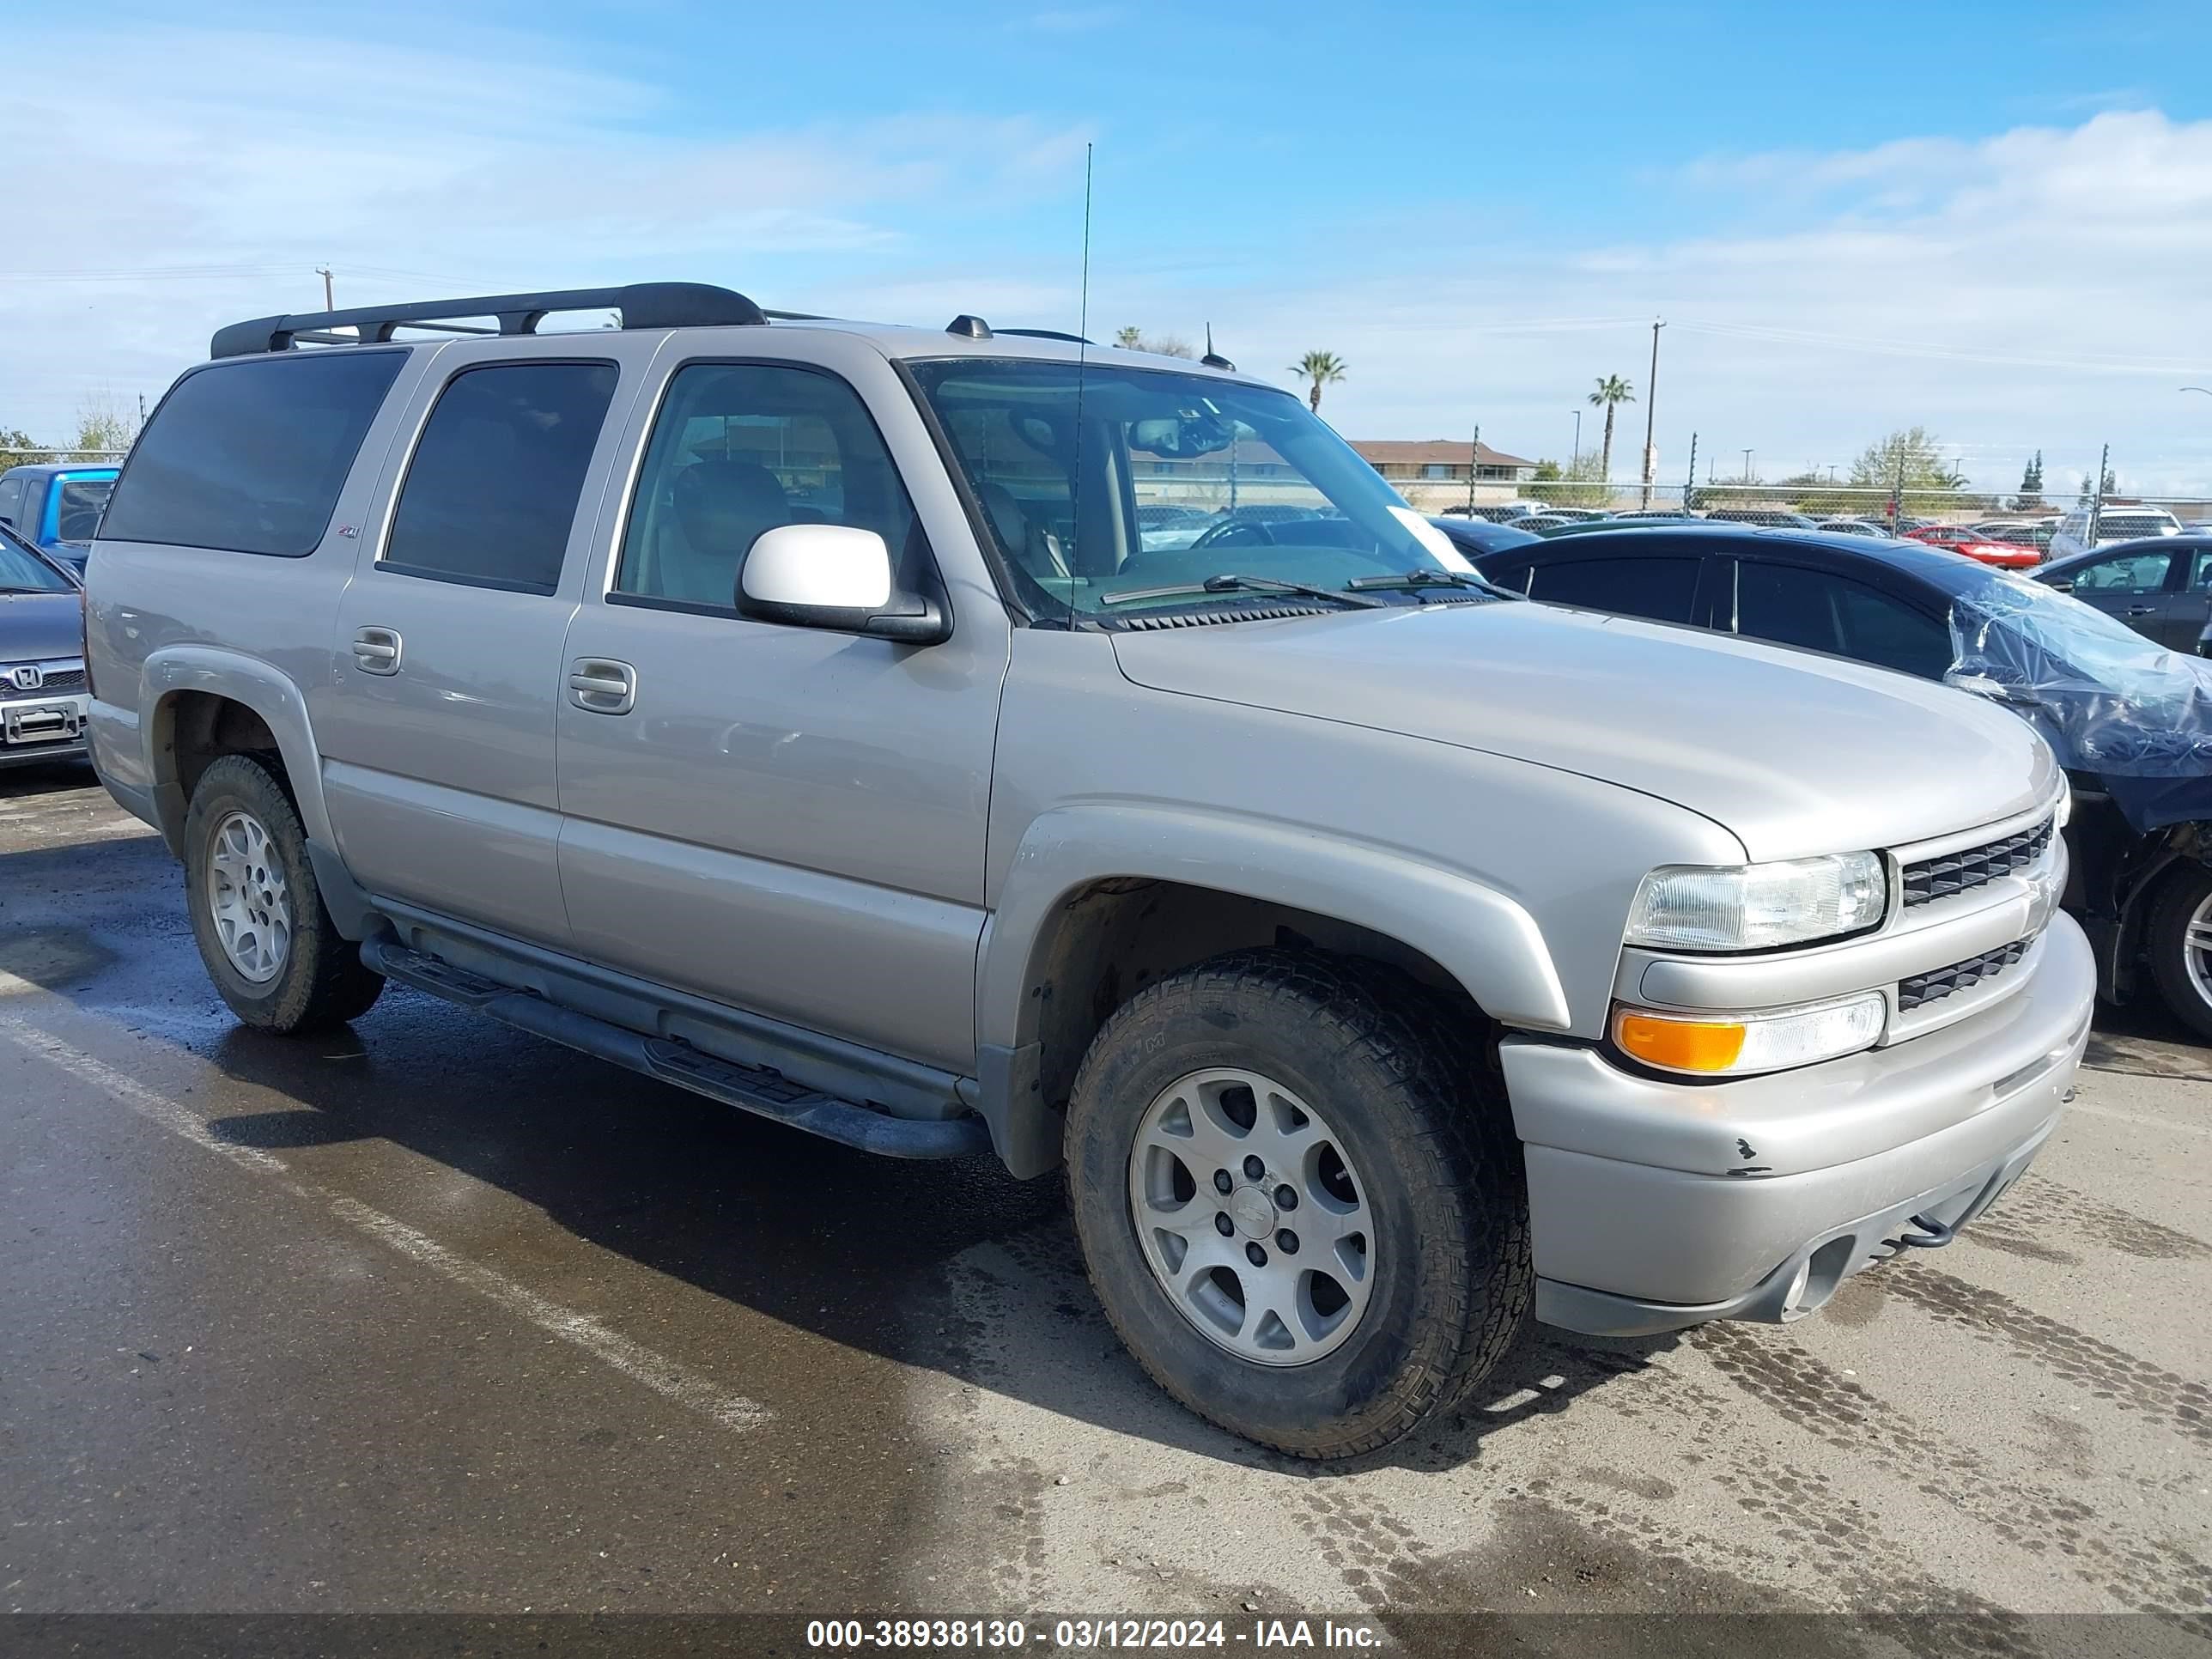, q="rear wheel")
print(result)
[2144,863,2212,1043]
[184,755,384,1034]
[1064,949,1528,1459]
